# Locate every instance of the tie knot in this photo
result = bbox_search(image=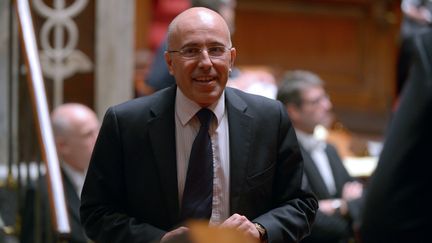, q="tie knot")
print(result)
[196,108,213,129]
